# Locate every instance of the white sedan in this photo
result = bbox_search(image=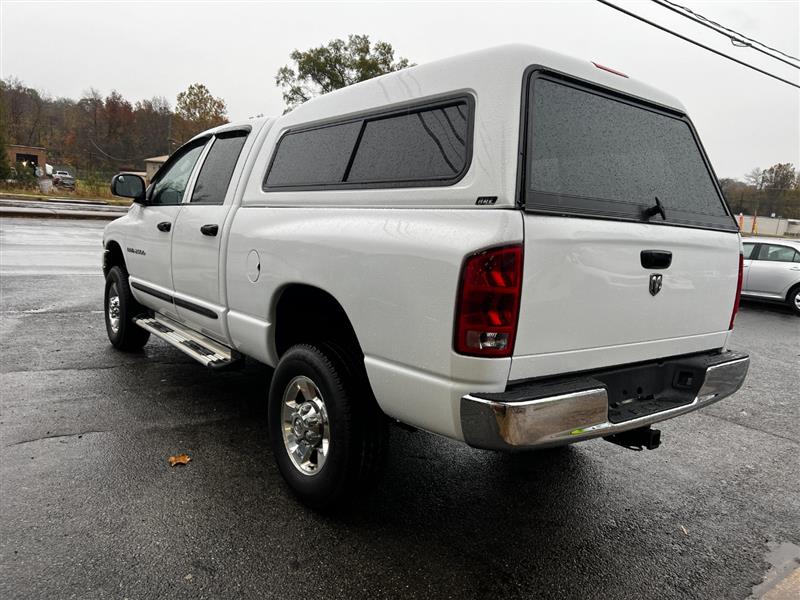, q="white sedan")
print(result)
[741,236,800,315]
